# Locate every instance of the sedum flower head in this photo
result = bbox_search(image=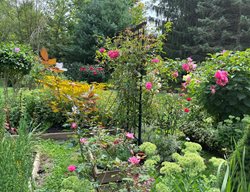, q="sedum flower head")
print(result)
[160,162,182,175]
[139,142,157,156]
